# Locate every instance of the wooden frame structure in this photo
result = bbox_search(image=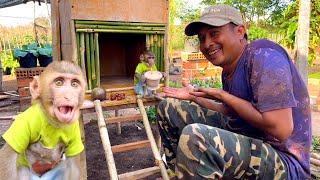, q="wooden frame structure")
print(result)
[51,0,169,89]
[51,0,170,179]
